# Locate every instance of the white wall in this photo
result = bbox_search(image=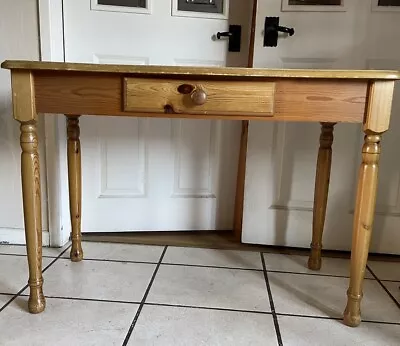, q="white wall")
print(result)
[0,0,49,245]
